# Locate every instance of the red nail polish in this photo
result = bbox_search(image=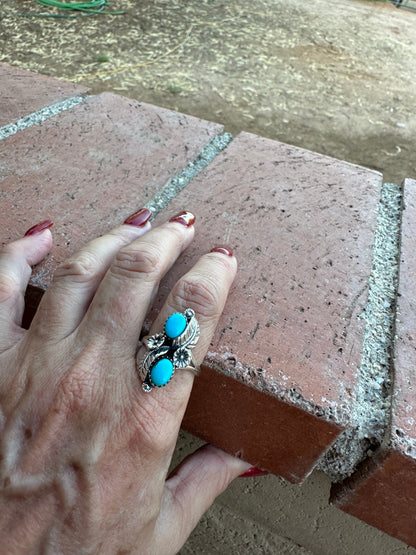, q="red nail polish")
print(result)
[210,245,233,257]
[238,467,269,478]
[124,208,152,227]
[169,211,195,227]
[24,220,53,236]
